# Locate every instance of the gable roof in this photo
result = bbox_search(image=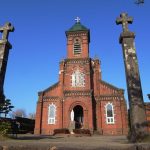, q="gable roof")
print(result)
[38,82,59,95]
